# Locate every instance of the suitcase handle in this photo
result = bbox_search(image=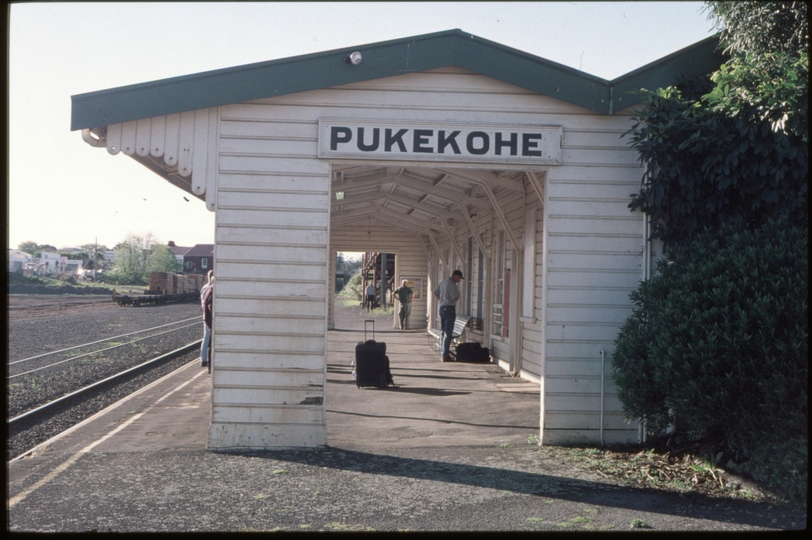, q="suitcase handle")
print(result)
[364,319,375,342]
